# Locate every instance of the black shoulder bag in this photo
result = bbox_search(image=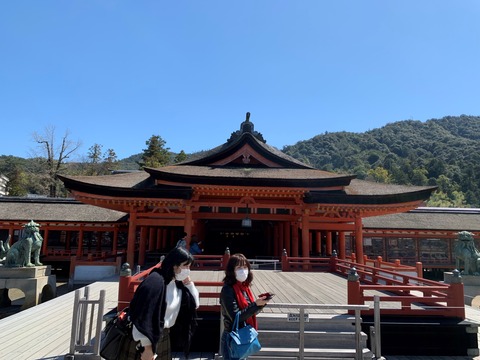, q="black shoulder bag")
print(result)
[100,307,133,360]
